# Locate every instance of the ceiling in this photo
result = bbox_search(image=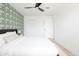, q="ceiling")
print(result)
[10,3,78,16]
[10,3,59,16]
